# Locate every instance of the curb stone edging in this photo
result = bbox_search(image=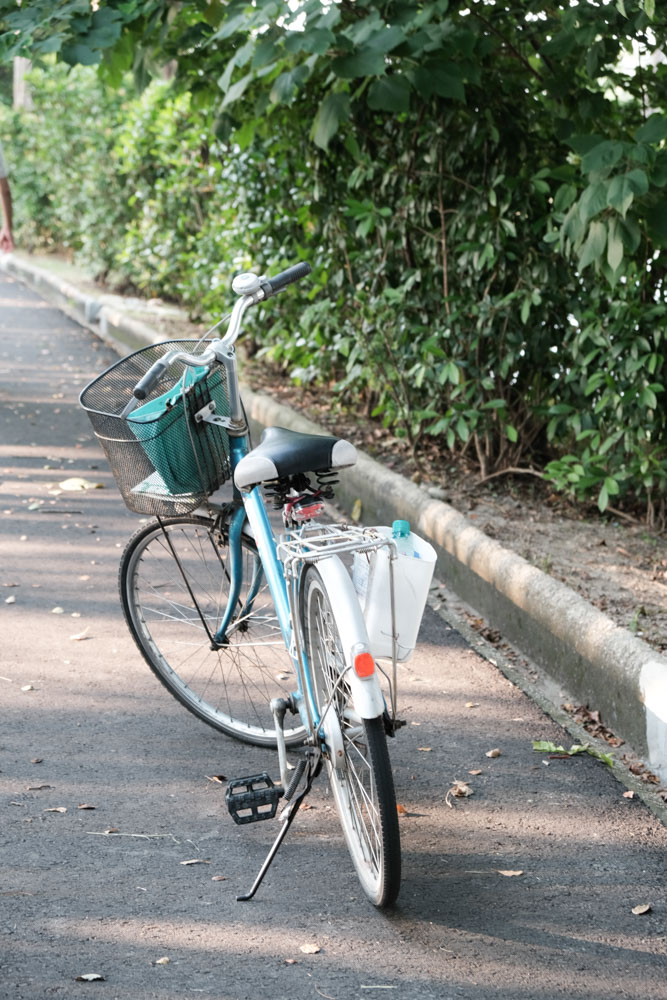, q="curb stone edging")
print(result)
[1,253,165,354]
[3,251,666,784]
